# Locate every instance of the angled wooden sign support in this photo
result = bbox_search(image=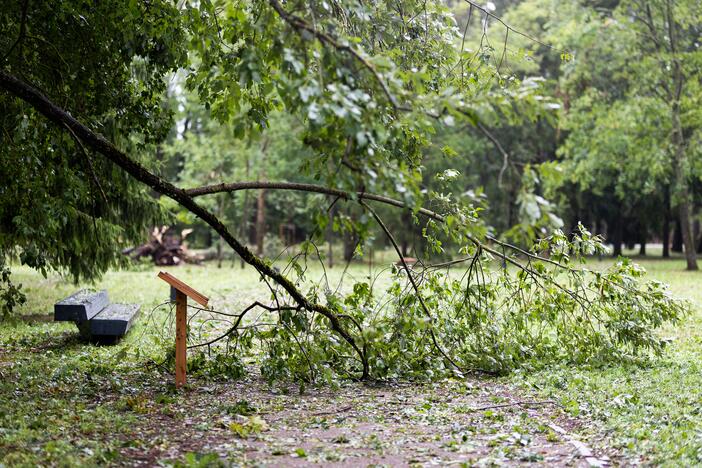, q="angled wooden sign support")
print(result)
[157,271,209,388]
